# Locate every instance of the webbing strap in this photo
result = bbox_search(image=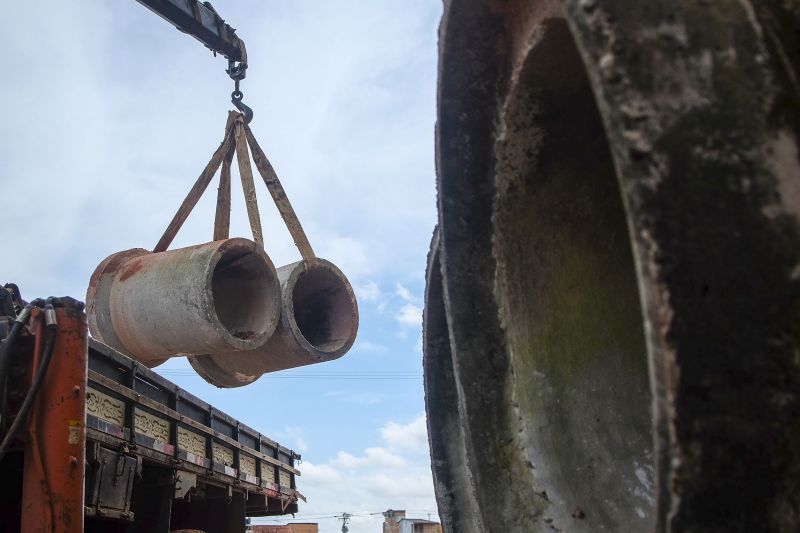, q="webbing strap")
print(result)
[244,123,316,262]
[154,111,315,262]
[154,112,237,253]
[212,130,236,241]
[234,120,264,248]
